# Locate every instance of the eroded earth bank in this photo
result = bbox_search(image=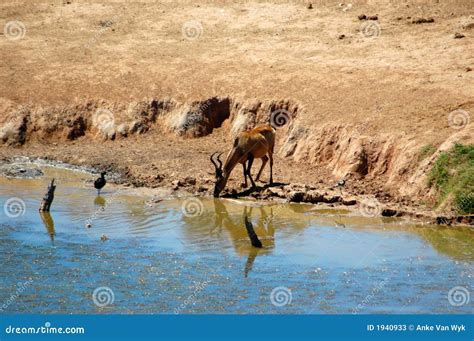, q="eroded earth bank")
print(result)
[1,0,473,224]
